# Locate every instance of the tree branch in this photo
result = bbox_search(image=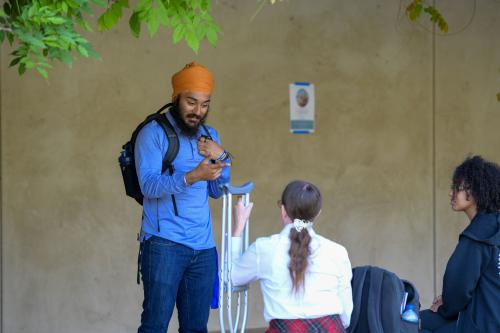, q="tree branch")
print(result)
[0,26,13,32]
